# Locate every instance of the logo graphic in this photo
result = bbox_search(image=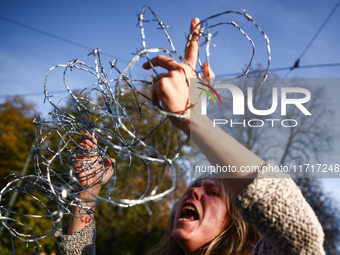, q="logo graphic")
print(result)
[199,82,312,116]
[197,82,222,106]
